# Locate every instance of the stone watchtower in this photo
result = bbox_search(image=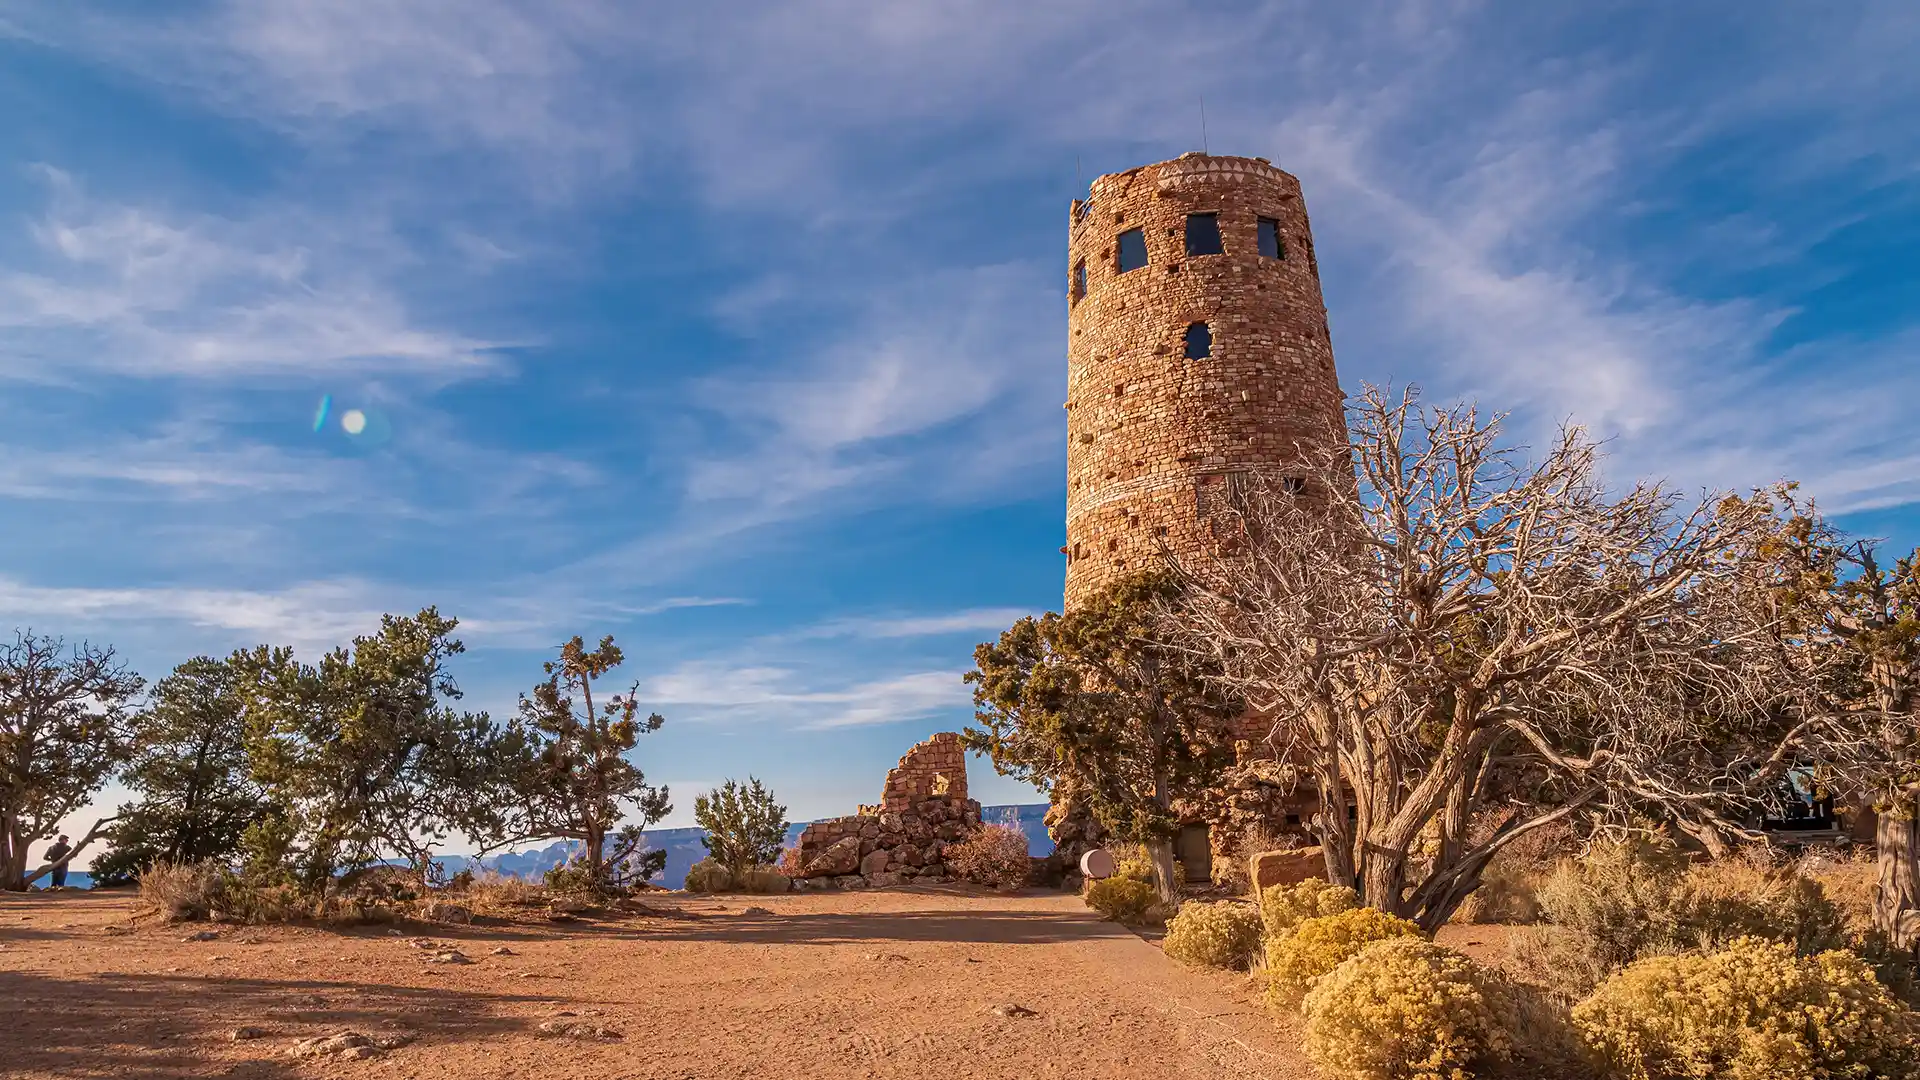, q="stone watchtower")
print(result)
[1064,152,1344,608]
